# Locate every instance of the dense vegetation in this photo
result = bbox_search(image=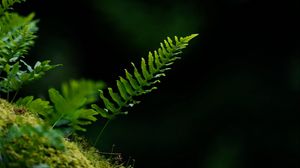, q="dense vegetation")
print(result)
[0,0,197,167]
